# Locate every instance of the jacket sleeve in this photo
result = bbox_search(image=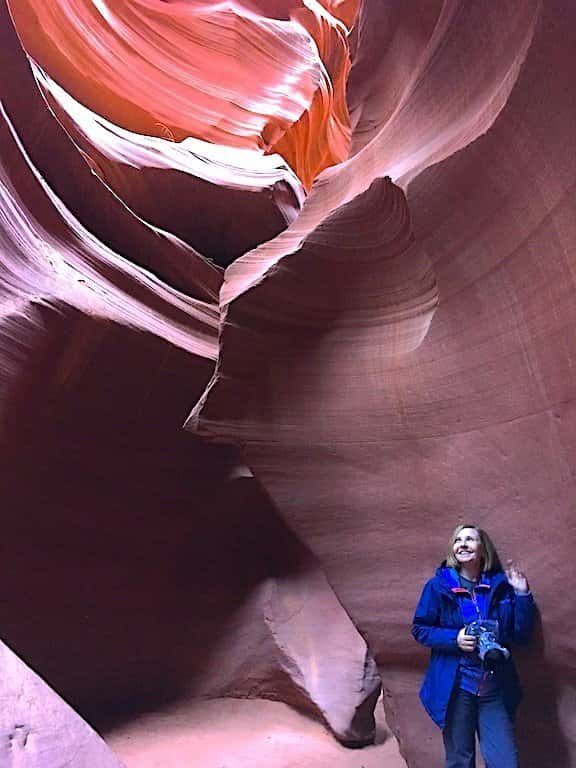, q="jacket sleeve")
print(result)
[498,589,535,646]
[412,579,460,653]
